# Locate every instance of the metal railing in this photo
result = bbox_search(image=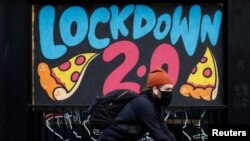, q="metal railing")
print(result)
[28,105,227,141]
